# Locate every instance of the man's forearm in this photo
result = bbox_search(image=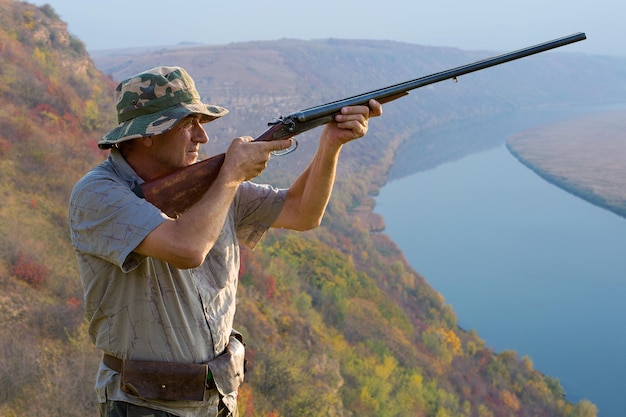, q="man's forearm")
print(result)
[273,138,343,231]
[135,171,240,269]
